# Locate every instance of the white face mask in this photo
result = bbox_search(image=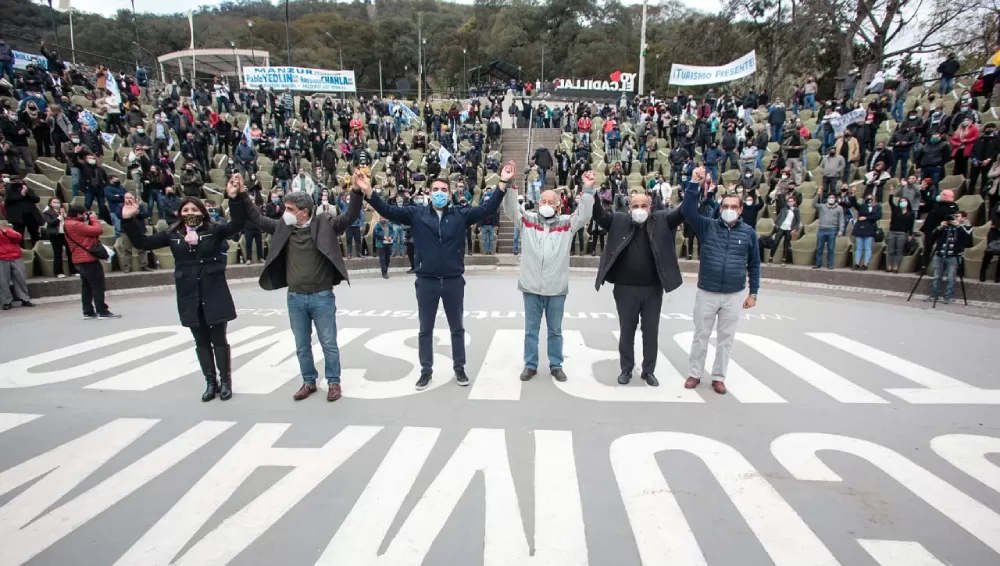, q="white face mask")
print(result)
[630,208,649,224]
[538,204,556,218]
[720,209,739,223]
[744,199,753,206]
[282,210,298,226]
